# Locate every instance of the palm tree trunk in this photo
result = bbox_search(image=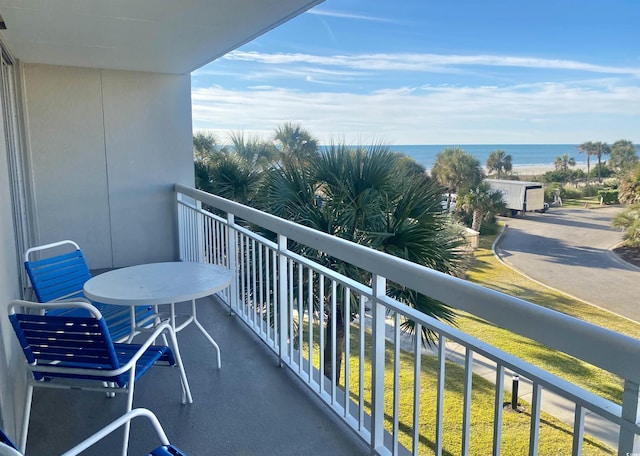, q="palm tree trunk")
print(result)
[597,155,602,183]
[471,209,483,232]
[323,307,345,385]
